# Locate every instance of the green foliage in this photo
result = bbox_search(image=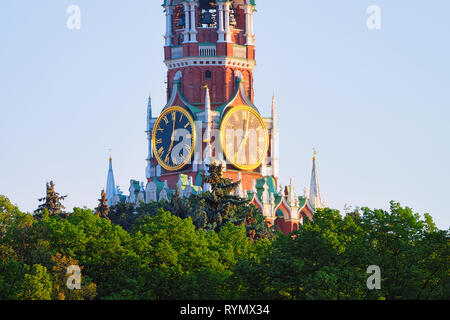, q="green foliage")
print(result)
[130,209,253,299]
[359,202,450,299]
[0,192,448,300]
[17,264,53,300]
[232,203,449,300]
[109,202,139,231]
[0,260,28,299]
